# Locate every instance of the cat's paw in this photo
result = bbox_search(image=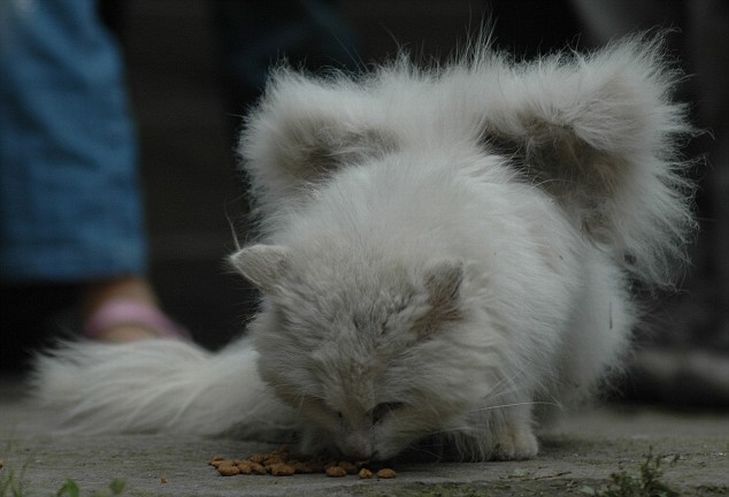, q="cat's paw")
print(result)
[491,425,538,460]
